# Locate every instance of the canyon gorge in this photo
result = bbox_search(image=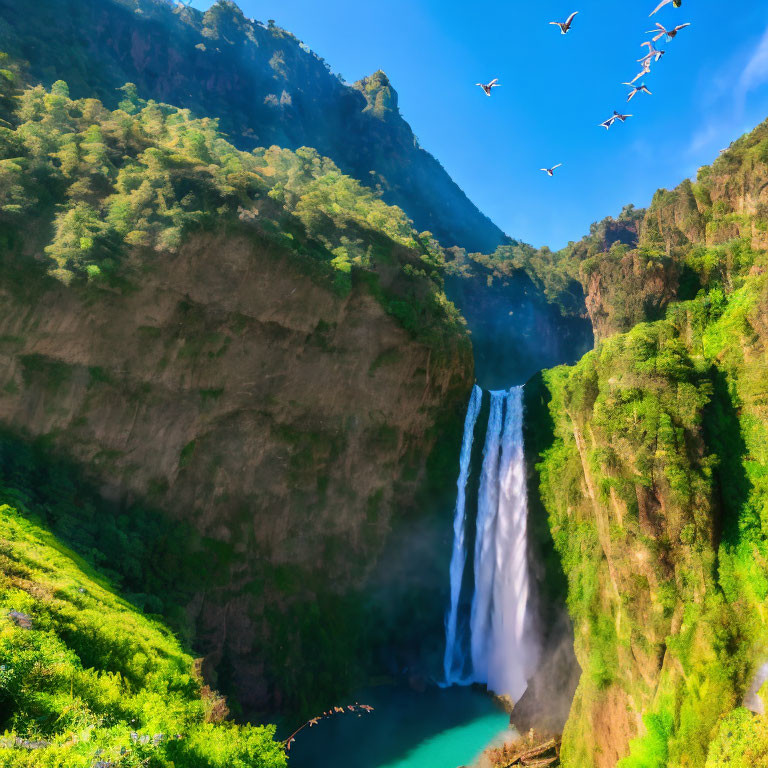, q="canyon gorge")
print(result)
[0,2,767,768]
